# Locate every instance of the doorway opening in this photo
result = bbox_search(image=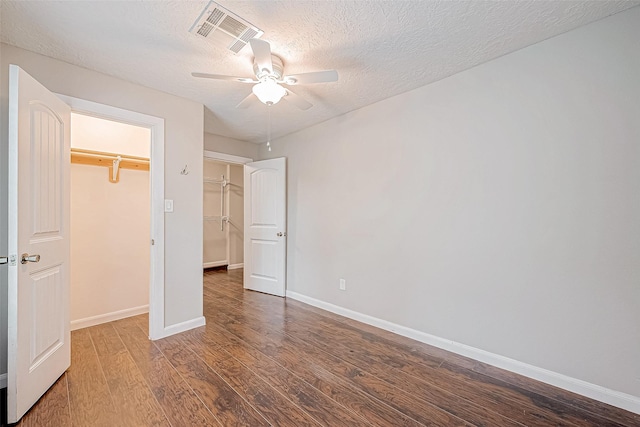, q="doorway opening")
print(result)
[57,94,165,339]
[69,113,151,330]
[203,152,249,272]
